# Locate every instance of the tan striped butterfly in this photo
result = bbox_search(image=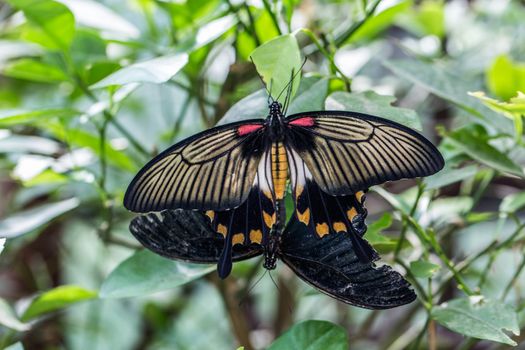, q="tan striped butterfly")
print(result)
[124,94,444,281]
